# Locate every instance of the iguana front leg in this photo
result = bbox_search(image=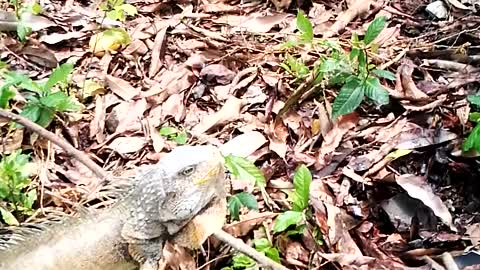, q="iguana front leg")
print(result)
[126,238,164,270]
